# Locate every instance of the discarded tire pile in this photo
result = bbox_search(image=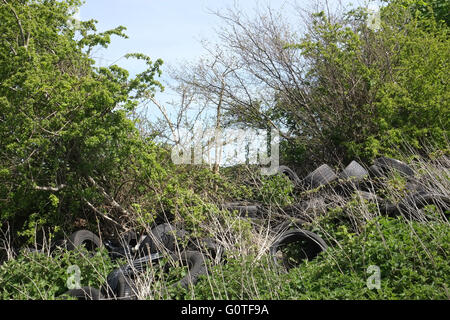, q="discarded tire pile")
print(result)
[223,157,448,271]
[58,223,220,300]
[278,156,450,220]
[18,157,449,300]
